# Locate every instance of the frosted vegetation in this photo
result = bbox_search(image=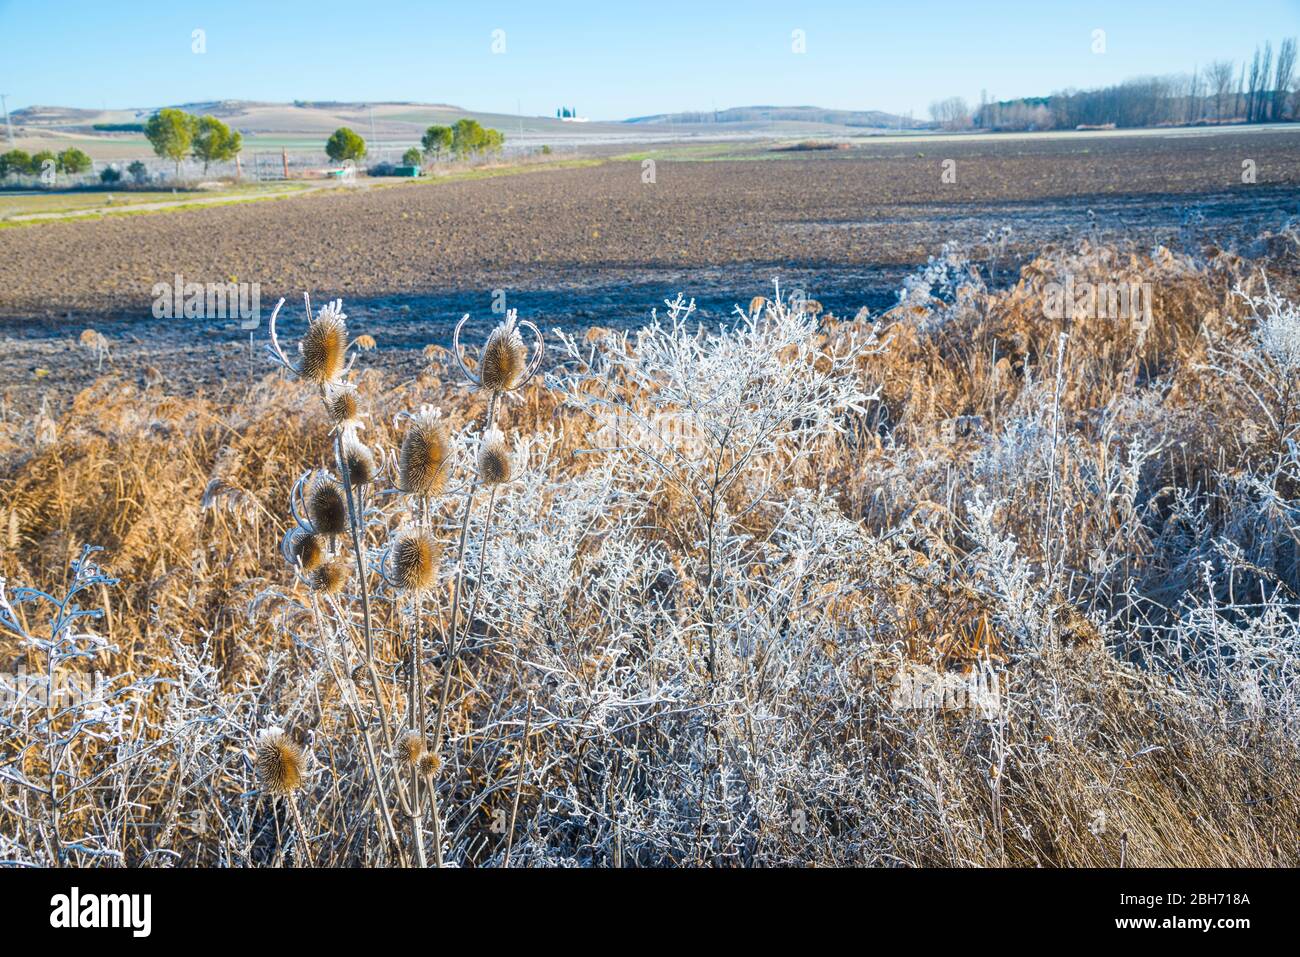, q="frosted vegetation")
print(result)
[2,223,1300,866]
